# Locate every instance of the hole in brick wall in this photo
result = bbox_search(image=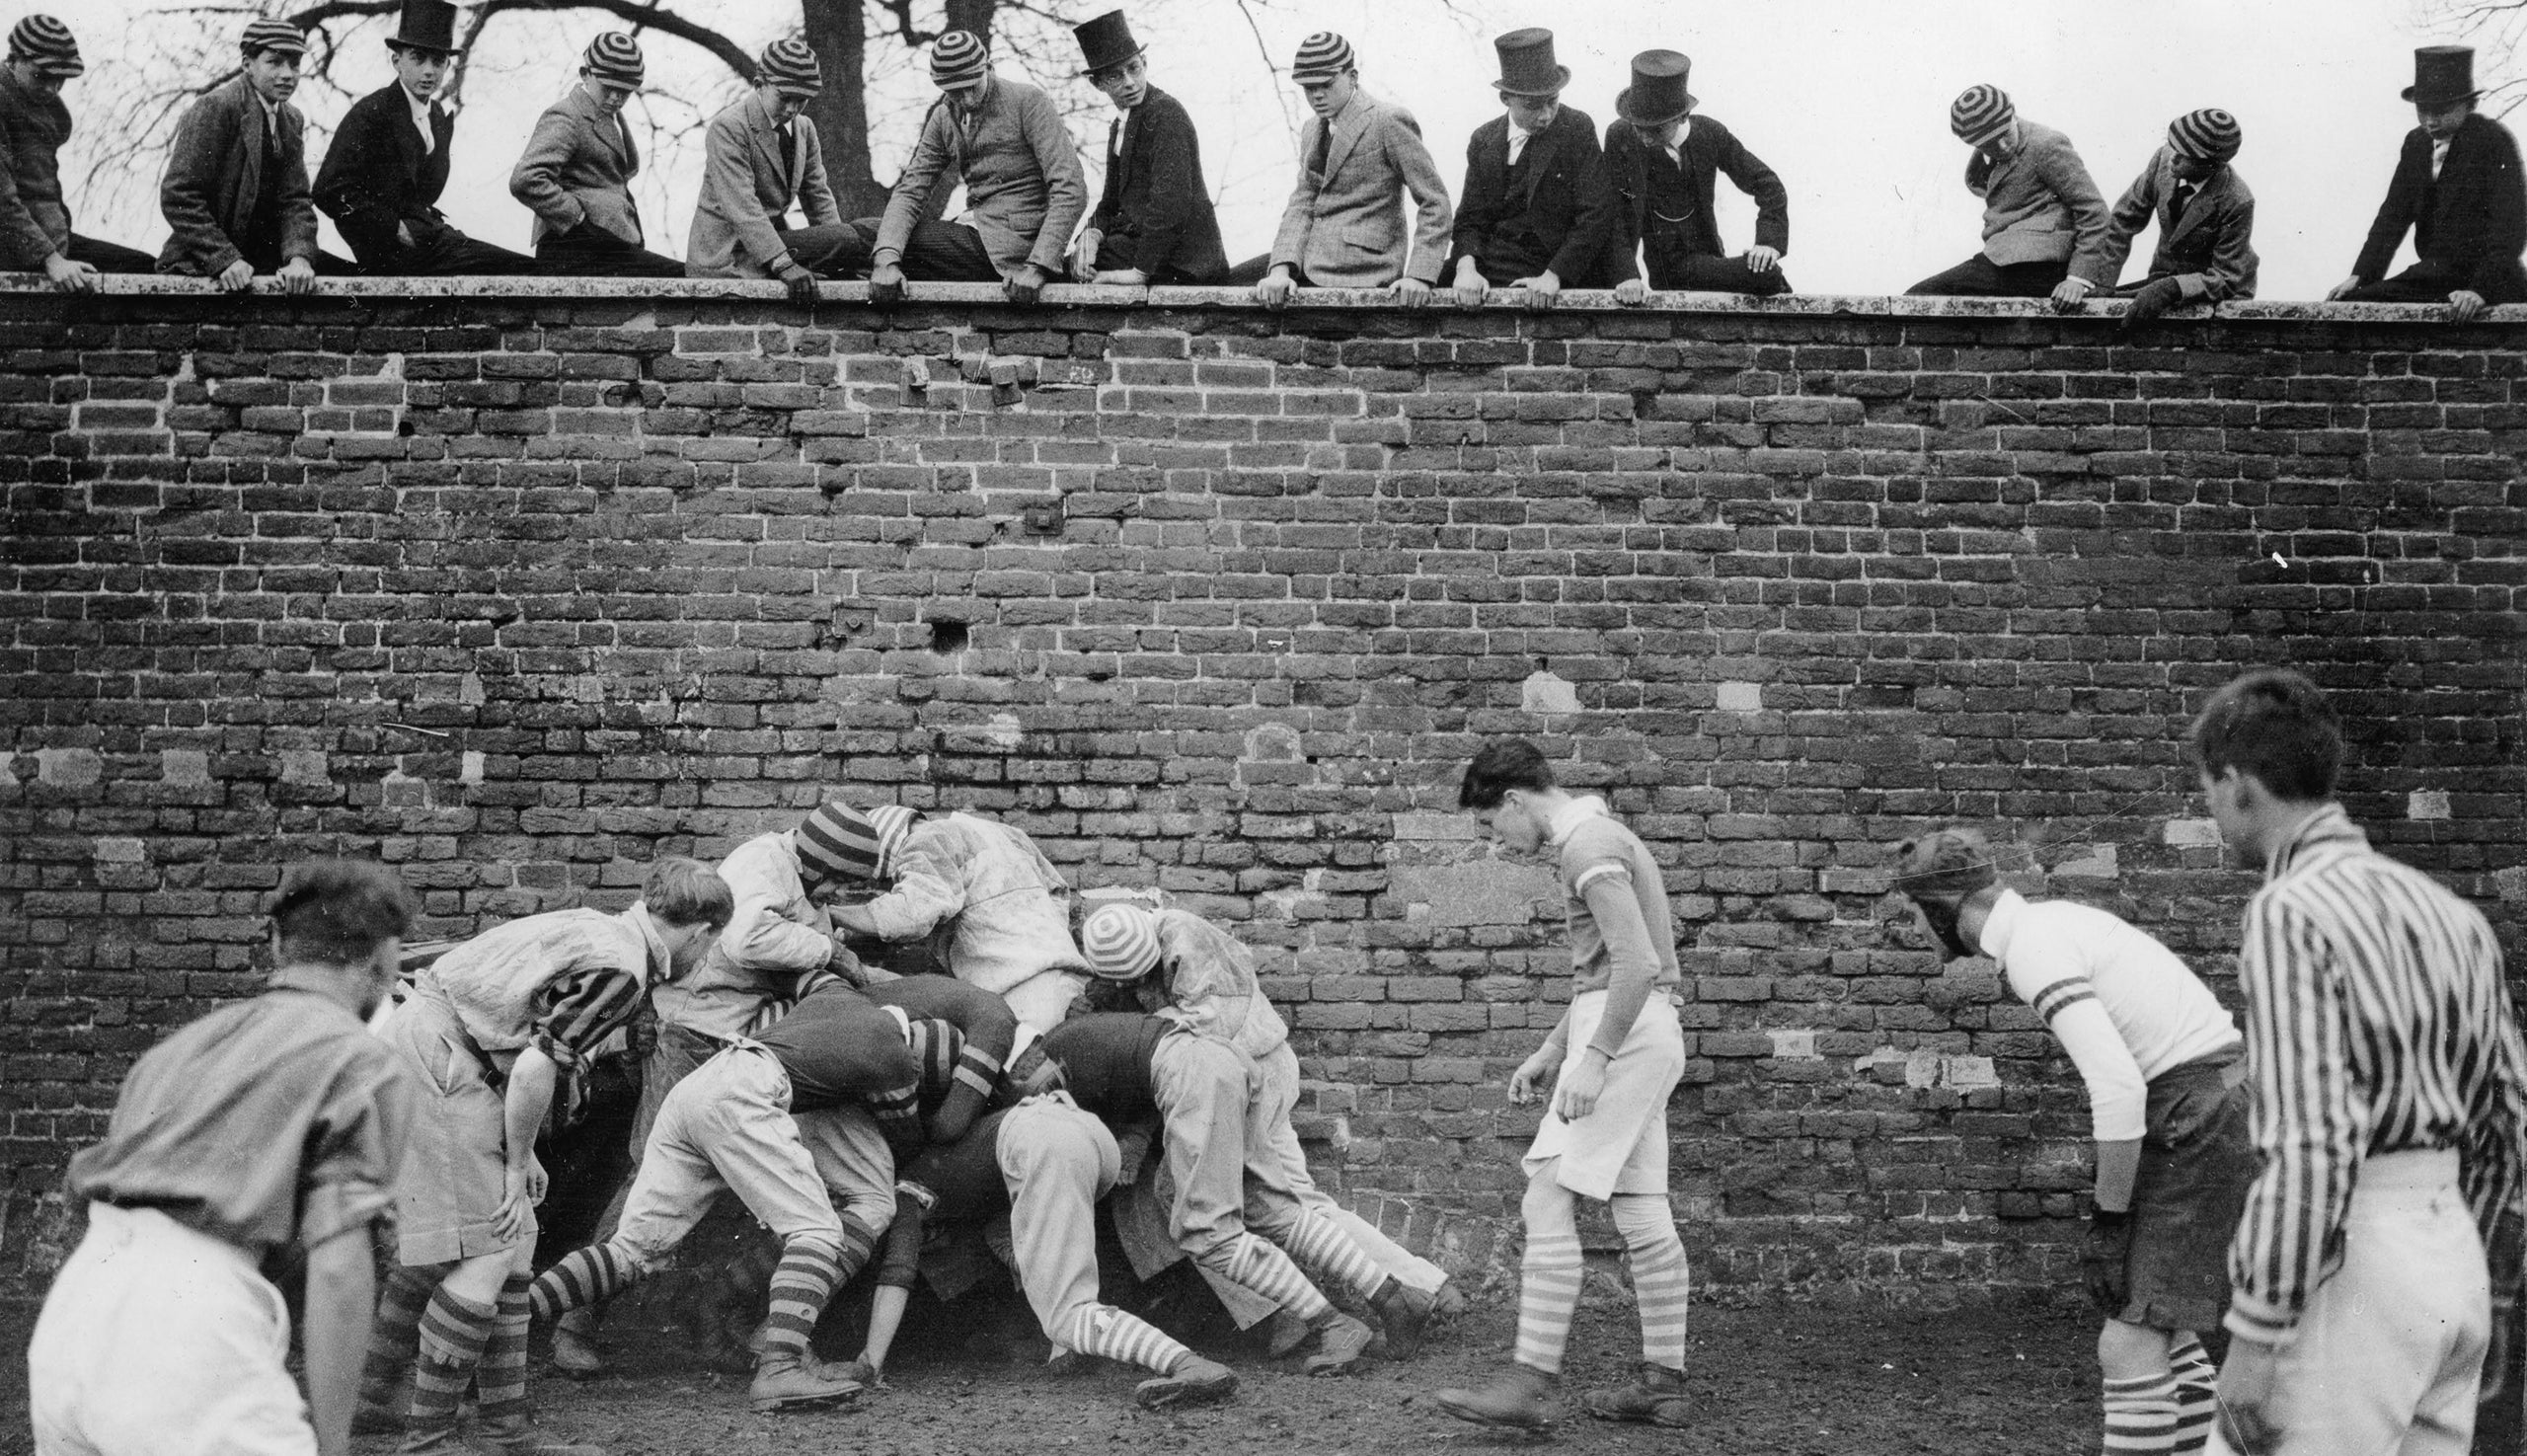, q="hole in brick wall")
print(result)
[927,618,968,654]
